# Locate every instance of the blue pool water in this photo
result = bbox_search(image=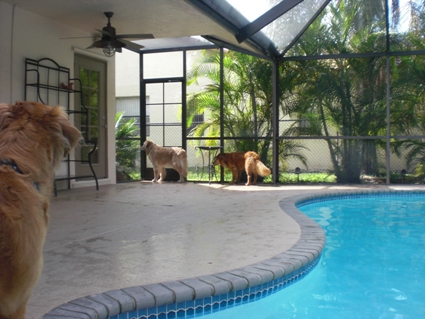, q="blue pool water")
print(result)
[195,194,425,319]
